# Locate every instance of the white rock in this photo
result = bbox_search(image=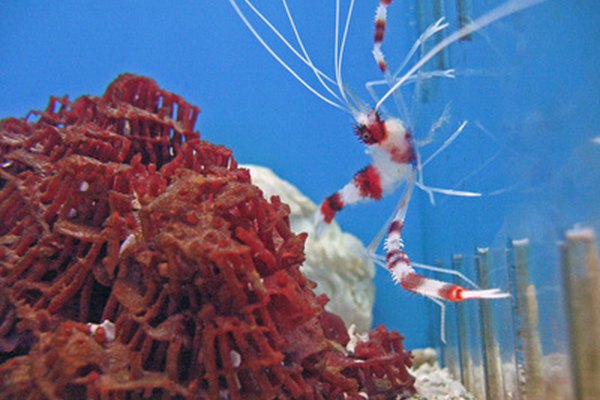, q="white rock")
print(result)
[410,362,474,400]
[244,164,375,332]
